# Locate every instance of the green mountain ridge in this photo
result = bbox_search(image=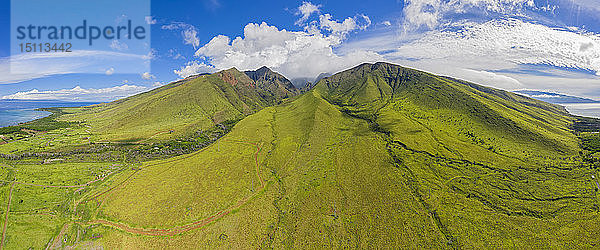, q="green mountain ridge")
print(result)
[59,67,298,142]
[316,62,577,157]
[78,63,596,247]
[1,62,600,248]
